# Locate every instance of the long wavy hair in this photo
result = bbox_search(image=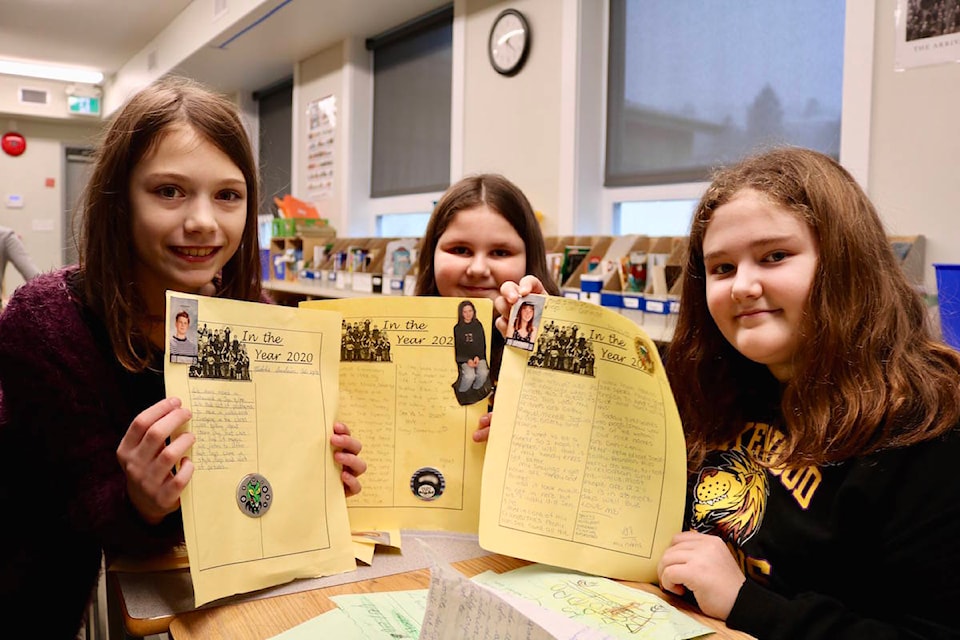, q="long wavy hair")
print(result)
[415,173,560,297]
[514,301,535,334]
[667,146,960,469]
[76,75,262,372]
